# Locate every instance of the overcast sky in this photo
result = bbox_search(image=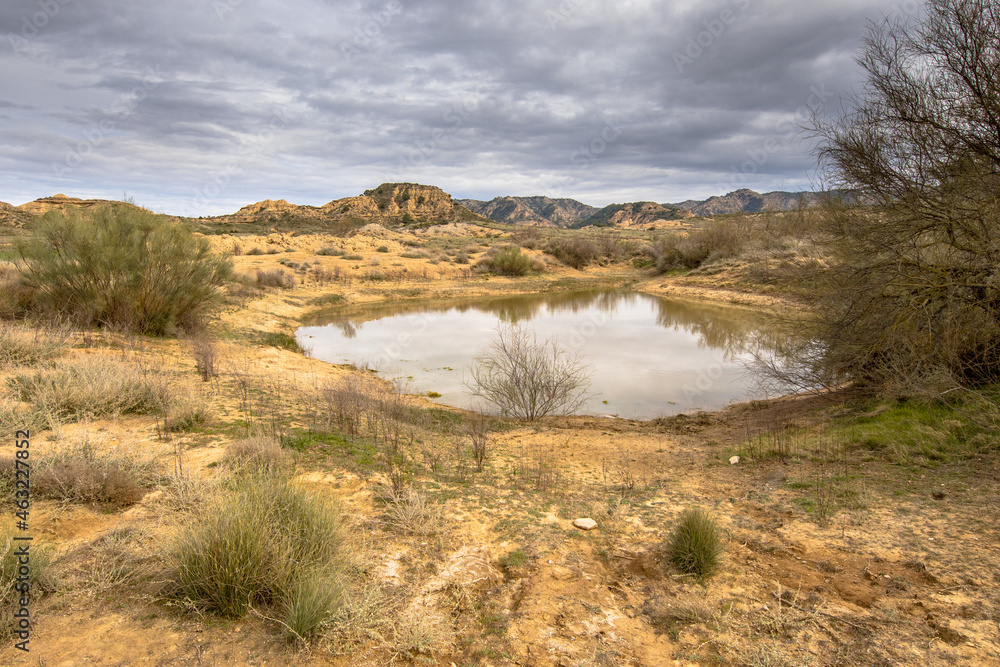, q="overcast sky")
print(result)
[1,0,914,215]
